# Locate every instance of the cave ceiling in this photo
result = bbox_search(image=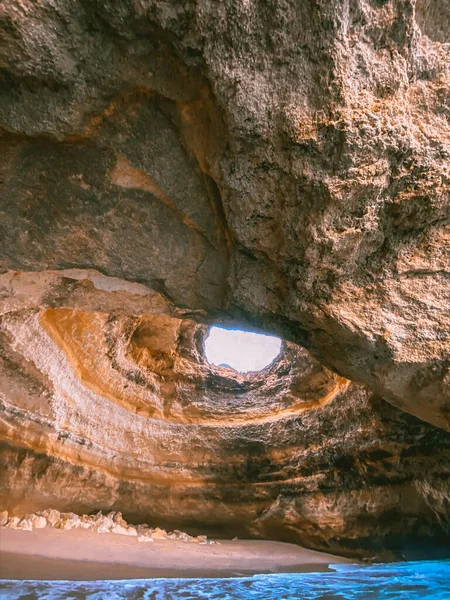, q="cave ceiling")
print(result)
[0,0,449,559]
